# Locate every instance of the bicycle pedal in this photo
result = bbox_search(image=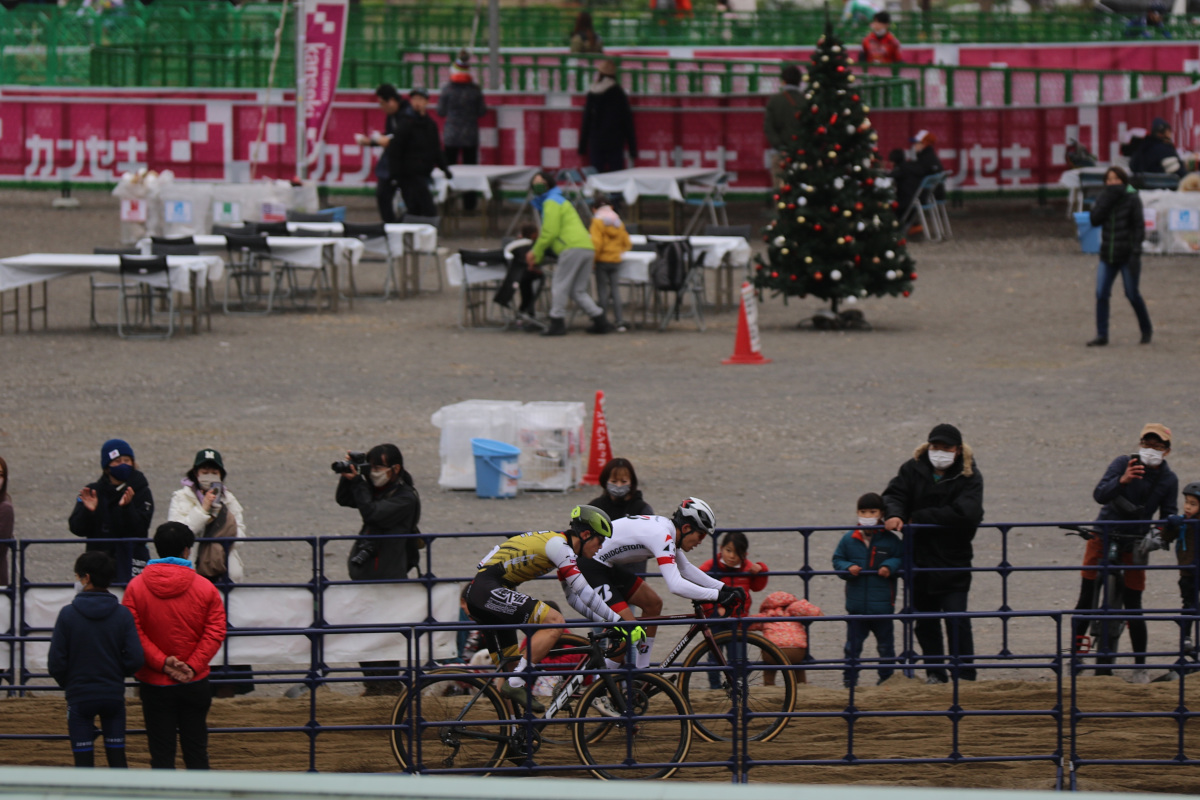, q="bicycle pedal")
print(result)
[591,695,622,718]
